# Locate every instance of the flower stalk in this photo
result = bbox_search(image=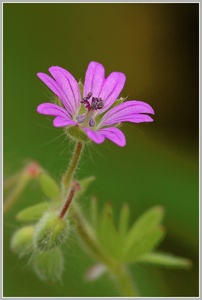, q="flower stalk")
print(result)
[3,173,30,214]
[59,181,80,218]
[62,141,83,189]
[61,143,138,296]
